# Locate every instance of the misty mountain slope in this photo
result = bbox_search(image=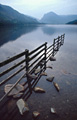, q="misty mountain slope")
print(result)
[40,12,77,24]
[67,20,77,24]
[0,4,38,25]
